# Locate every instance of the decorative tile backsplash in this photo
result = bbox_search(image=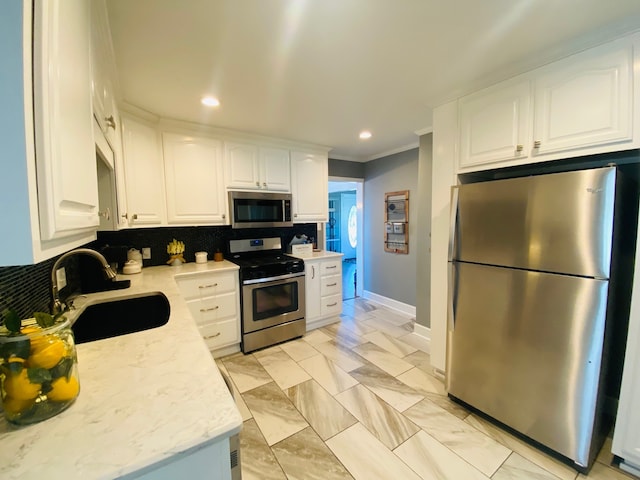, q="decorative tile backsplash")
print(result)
[0,224,317,321]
